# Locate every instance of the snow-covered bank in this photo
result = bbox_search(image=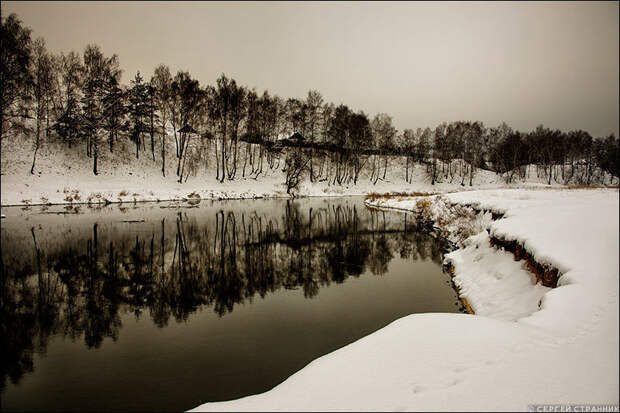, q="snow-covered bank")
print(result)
[0,162,515,206]
[446,231,551,321]
[191,188,618,411]
[3,132,616,207]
